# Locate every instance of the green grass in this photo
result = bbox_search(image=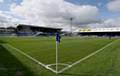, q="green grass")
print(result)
[0,36,120,76]
[0,40,35,76]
